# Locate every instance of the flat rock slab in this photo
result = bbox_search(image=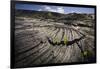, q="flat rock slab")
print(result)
[14,15,95,68]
